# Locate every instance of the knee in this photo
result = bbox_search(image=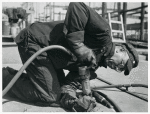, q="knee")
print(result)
[41,92,61,103]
